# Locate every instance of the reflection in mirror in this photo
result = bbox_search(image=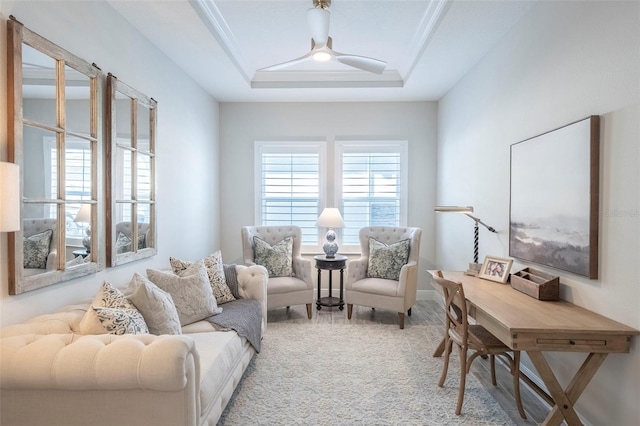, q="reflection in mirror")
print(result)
[107,74,157,266]
[7,18,102,294]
